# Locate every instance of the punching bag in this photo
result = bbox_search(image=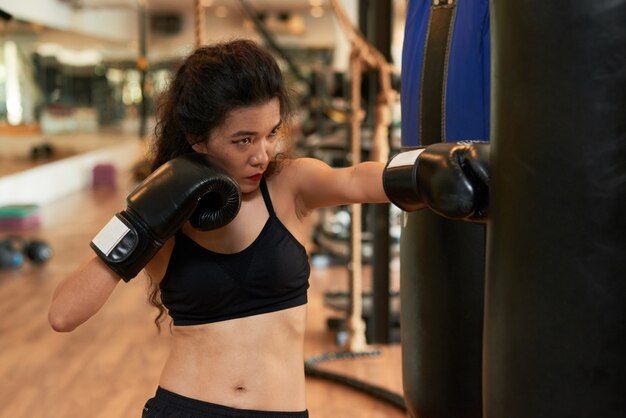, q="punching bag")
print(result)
[399,0,490,417]
[485,1,626,417]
